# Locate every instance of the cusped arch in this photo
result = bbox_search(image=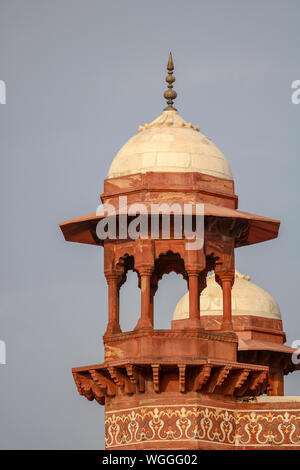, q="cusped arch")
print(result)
[154,250,187,285]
